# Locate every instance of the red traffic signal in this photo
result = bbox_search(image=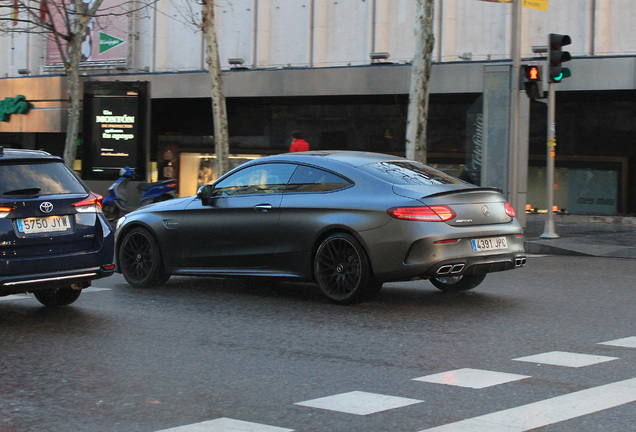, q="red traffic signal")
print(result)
[522,65,544,99]
[524,65,541,81]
